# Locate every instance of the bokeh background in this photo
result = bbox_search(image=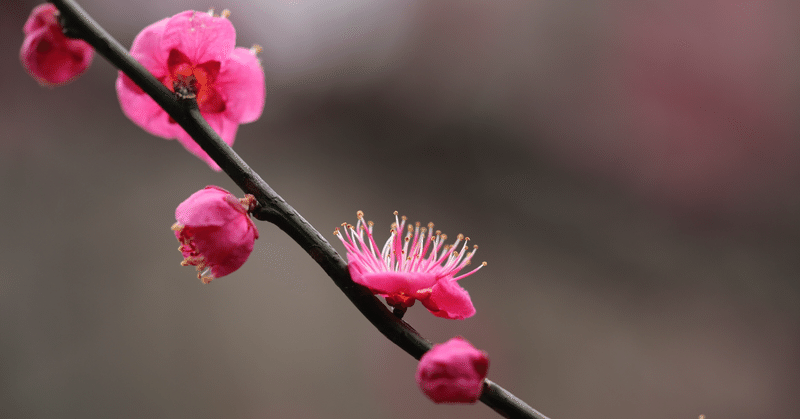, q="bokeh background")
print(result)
[2,1,800,418]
